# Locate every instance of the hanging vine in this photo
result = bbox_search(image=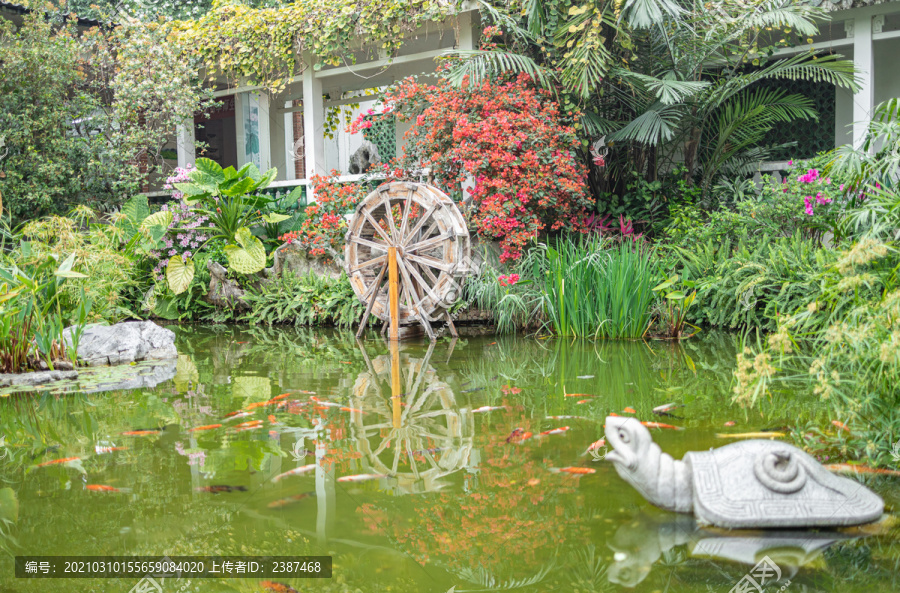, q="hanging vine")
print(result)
[164,0,465,91]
